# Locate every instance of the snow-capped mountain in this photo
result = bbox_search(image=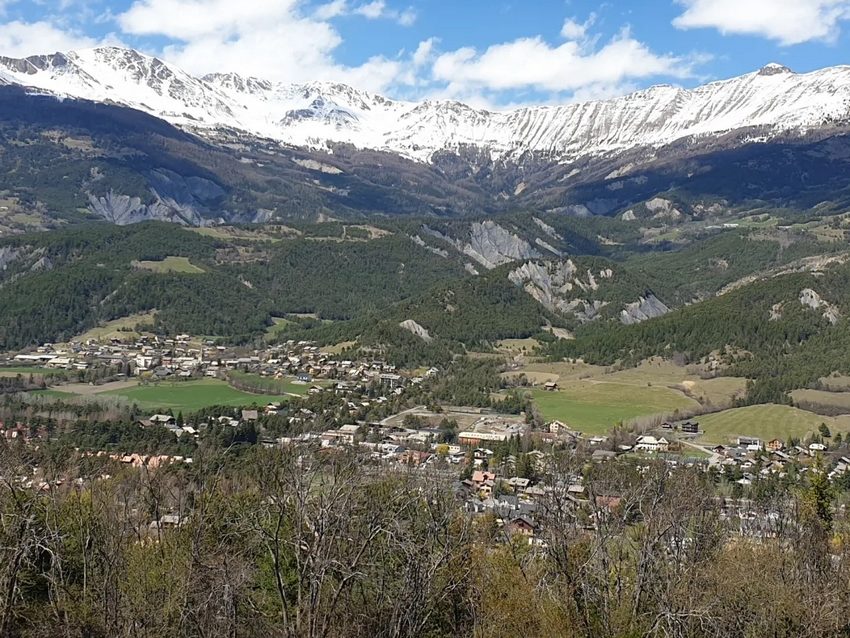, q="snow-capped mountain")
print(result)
[1,46,849,163]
